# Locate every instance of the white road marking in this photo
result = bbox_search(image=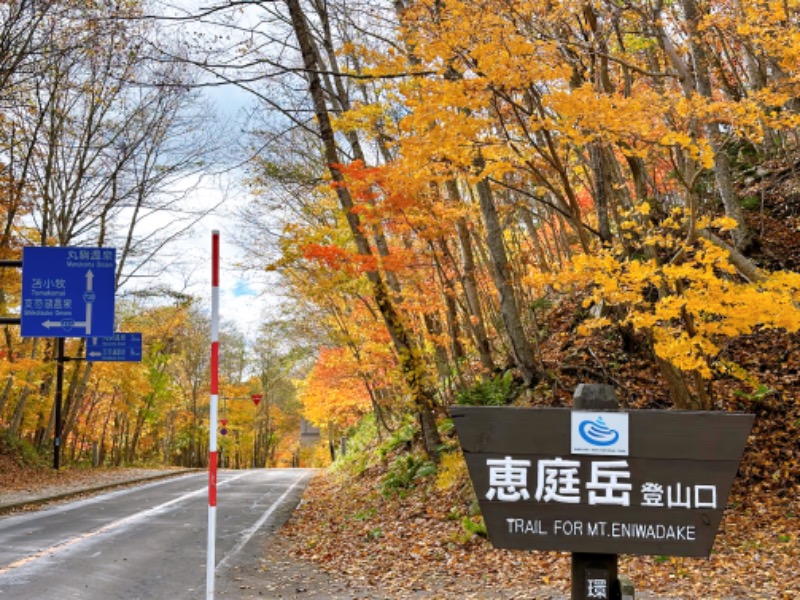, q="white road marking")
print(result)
[0,471,254,575]
[215,471,310,571]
